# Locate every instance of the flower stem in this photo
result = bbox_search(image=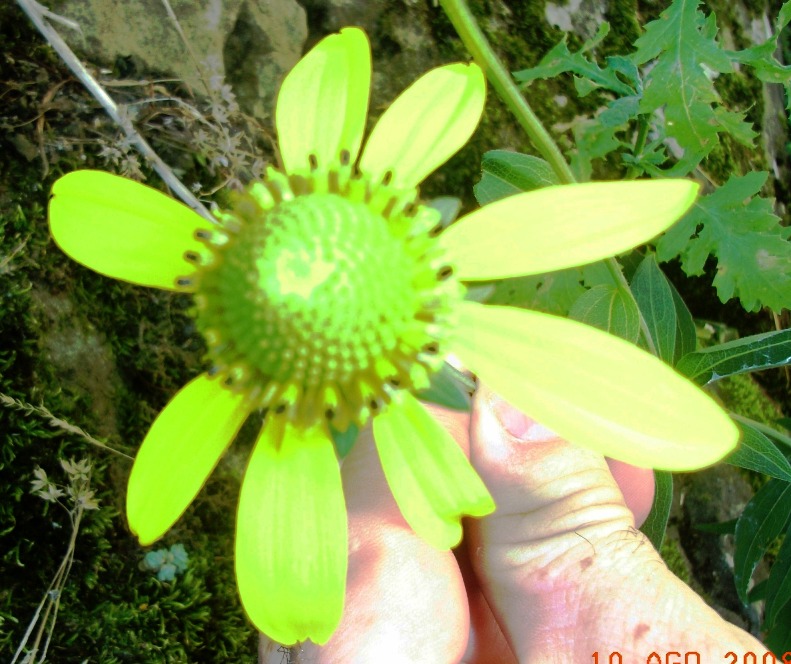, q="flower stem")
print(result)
[438,0,575,185]
[440,0,659,354]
